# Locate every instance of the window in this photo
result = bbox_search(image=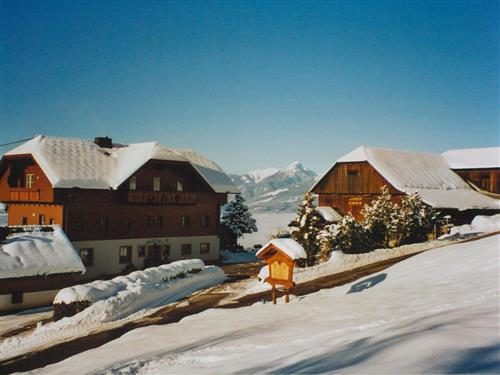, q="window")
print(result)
[49,218,55,225]
[201,215,210,227]
[200,243,210,254]
[79,248,94,267]
[177,179,184,192]
[129,176,137,191]
[75,217,84,230]
[99,218,108,230]
[181,244,192,256]
[25,174,34,189]
[39,214,45,225]
[122,218,131,230]
[119,246,132,264]
[153,216,162,228]
[22,217,28,225]
[137,245,146,258]
[143,216,151,227]
[181,216,190,228]
[11,292,23,304]
[153,176,161,191]
[347,170,359,177]
[162,245,170,259]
